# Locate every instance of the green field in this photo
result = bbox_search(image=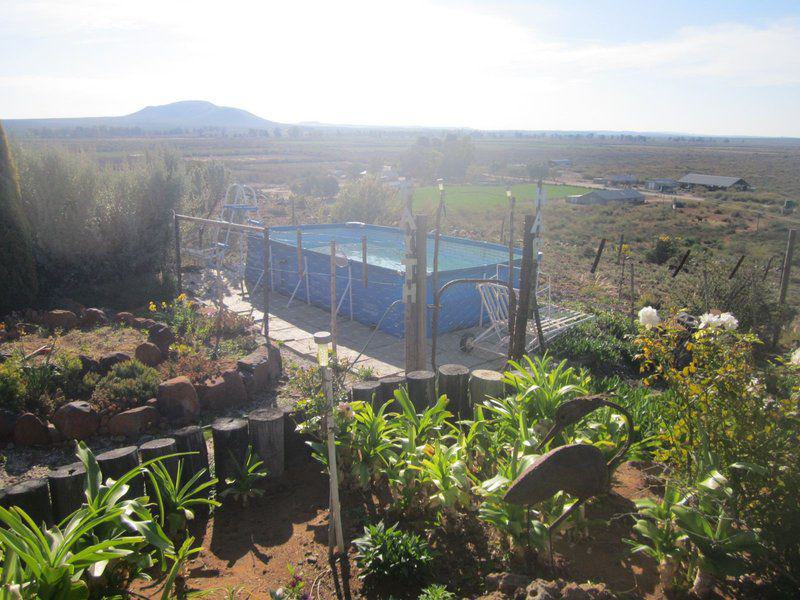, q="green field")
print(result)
[413,183,592,211]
